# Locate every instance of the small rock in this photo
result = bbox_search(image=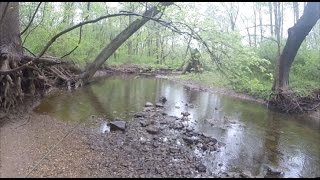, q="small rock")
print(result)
[169,147,179,153]
[155,103,164,108]
[134,112,146,118]
[241,170,253,178]
[266,167,284,177]
[153,142,159,148]
[145,102,154,107]
[182,136,194,145]
[174,122,184,130]
[181,111,190,116]
[146,126,160,134]
[186,126,194,132]
[196,163,206,172]
[215,107,218,110]
[161,112,167,116]
[189,104,194,108]
[201,145,208,151]
[175,106,180,109]
[139,120,149,127]
[109,120,126,131]
[144,107,154,111]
